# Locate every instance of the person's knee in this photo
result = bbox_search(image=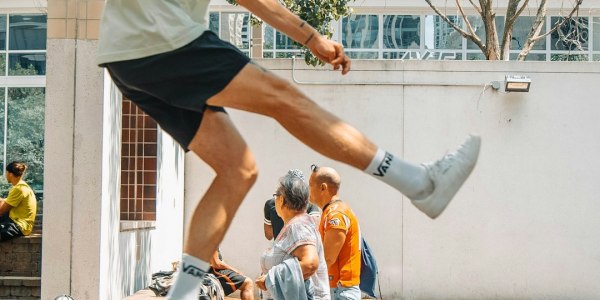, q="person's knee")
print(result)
[241,277,254,291]
[217,158,258,190]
